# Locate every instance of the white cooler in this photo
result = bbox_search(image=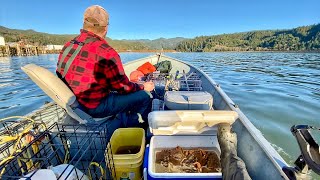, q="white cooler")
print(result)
[145,110,238,180]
